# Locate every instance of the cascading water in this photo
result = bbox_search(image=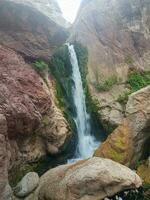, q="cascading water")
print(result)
[67,44,100,162]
